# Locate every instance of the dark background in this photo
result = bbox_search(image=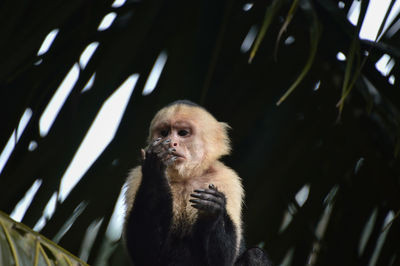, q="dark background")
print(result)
[1,0,399,265]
